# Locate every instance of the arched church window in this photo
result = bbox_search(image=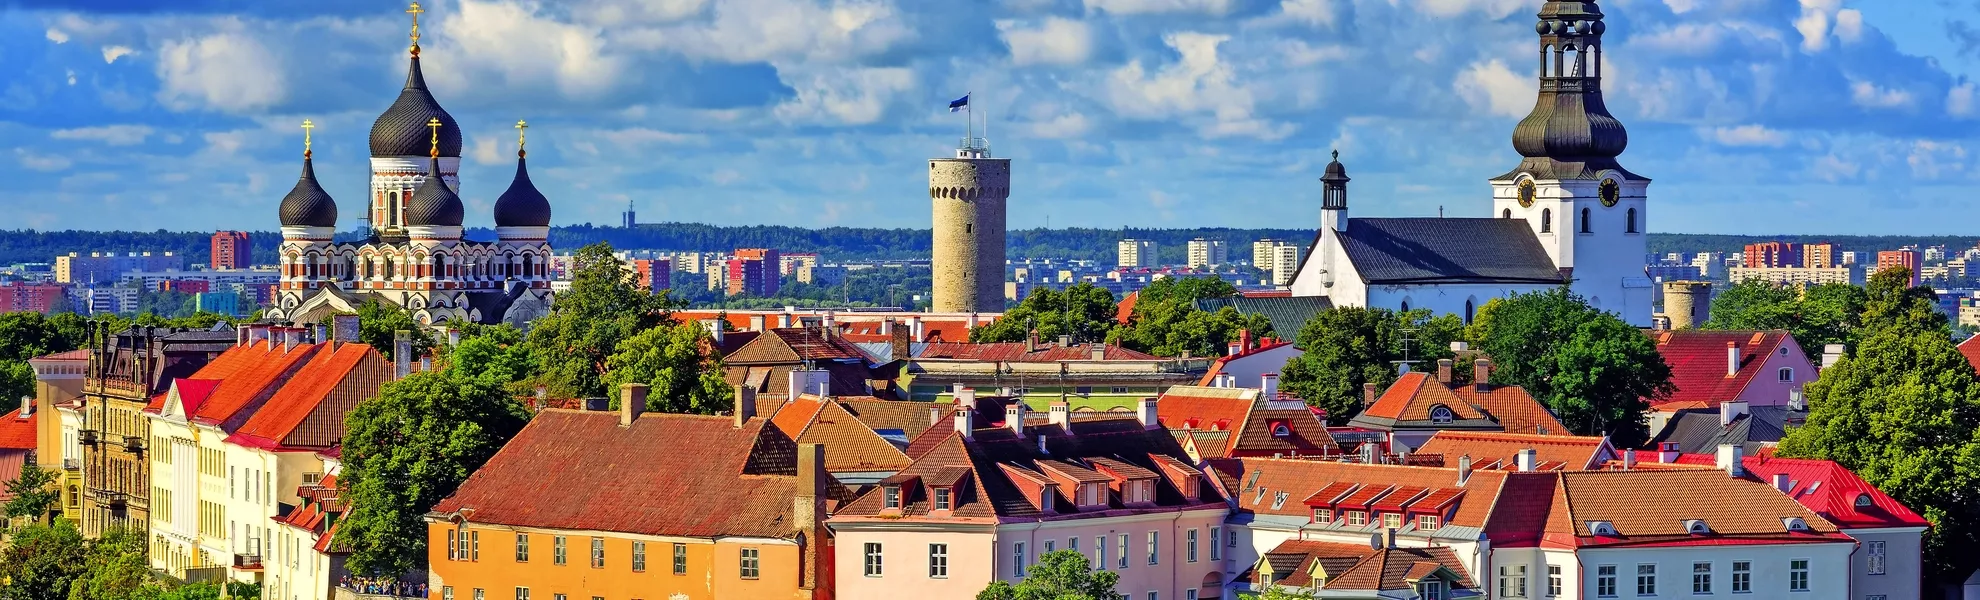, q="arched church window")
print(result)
[1540,209,1552,233]
[1580,208,1591,233]
[1502,209,1512,219]
[1399,300,1410,312]
[1627,208,1638,233]
[1464,300,1475,325]
[522,255,536,279]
